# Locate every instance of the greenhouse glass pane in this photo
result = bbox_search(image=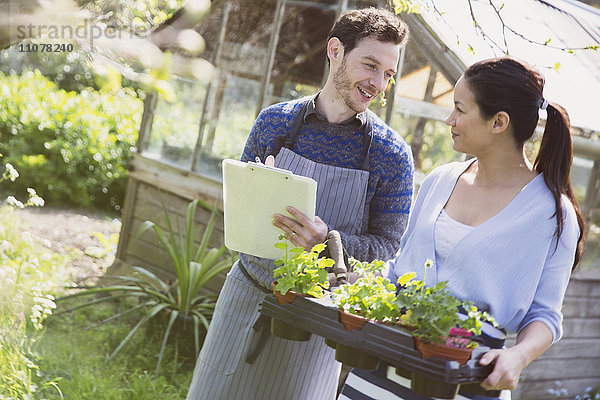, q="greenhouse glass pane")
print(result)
[143,77,207,169]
